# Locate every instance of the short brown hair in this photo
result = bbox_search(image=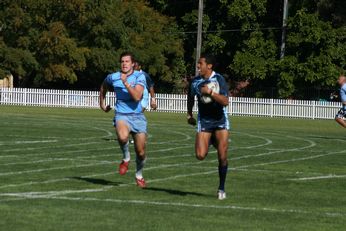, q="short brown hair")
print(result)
[119,52,135,63]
